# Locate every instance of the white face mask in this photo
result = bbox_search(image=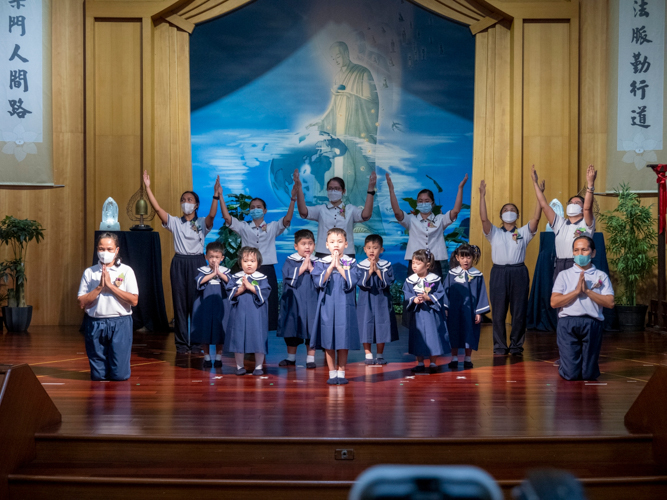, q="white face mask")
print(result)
[181,203,196,215]
[566,203,583,216]
[501,211,518,223]
[98,251,117,265]
[327,190,343,202]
